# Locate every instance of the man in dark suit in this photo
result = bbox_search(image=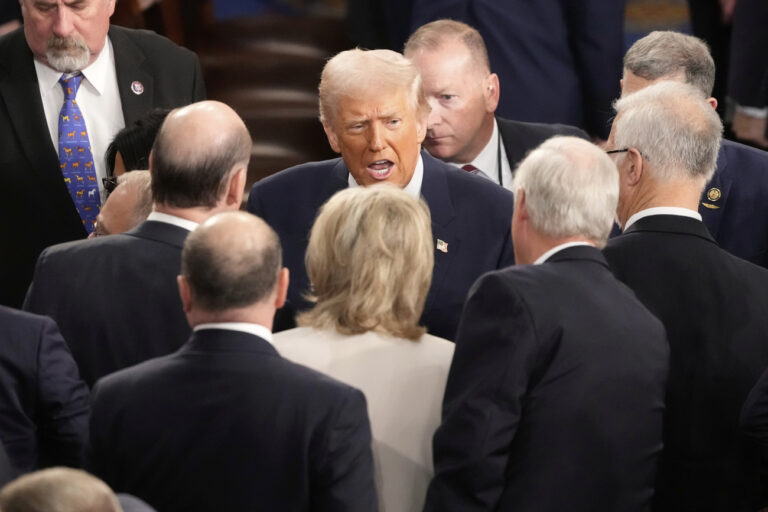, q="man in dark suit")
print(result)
[408,0,625,139]
[621,31,768,268]
[24,101,250,386]
[603,81,768,511]
[424,136,669,512]
[86,211,378,512]
[247,48,515,341]
[0,0,205,308]
[404,19,588,190]
[0,306,89,474]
